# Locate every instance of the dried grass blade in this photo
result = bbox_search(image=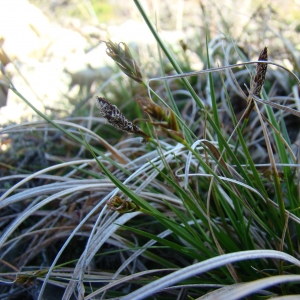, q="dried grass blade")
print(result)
[252,94,300,118]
